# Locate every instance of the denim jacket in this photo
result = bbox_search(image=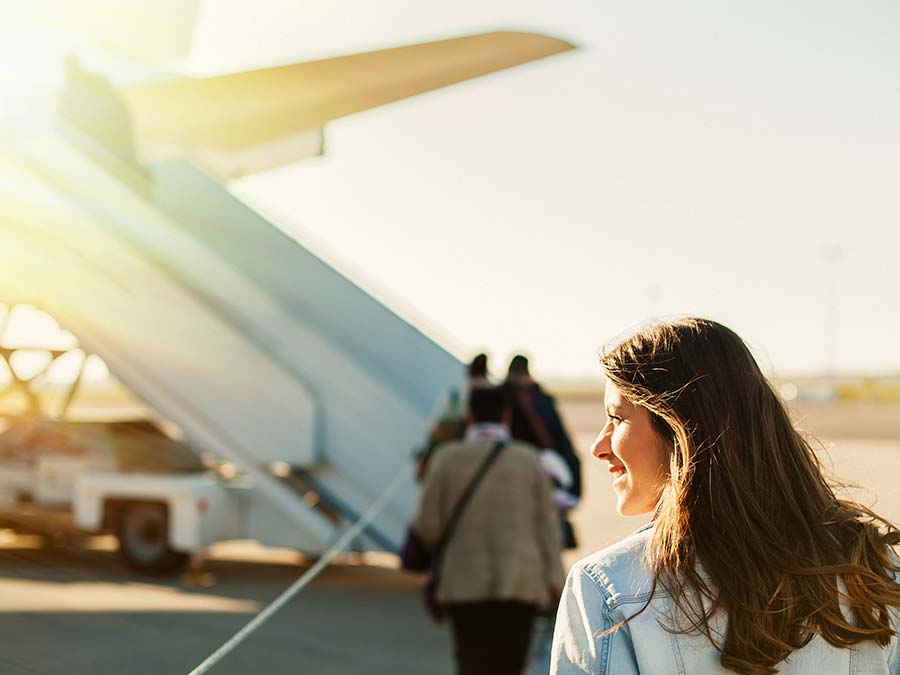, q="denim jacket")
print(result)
[551,523,900,674]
